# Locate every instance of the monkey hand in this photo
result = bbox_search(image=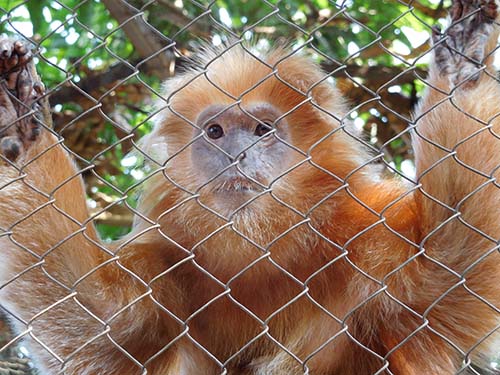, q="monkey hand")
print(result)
[432,0,498,87]
[0,37,45,162]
